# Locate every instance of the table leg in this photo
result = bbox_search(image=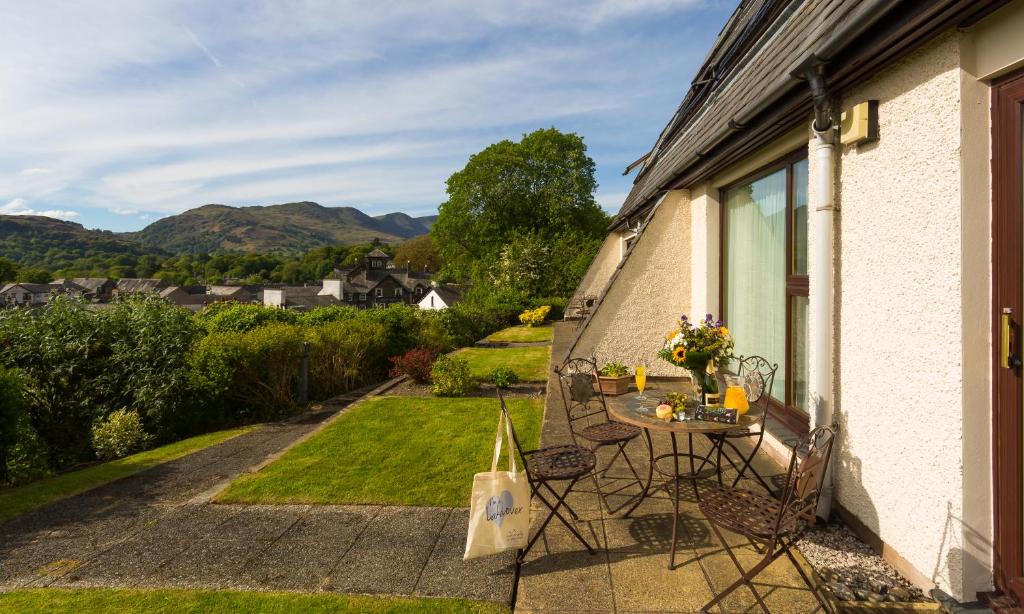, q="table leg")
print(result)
[623,428,654,518]
[670,432,680,570]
